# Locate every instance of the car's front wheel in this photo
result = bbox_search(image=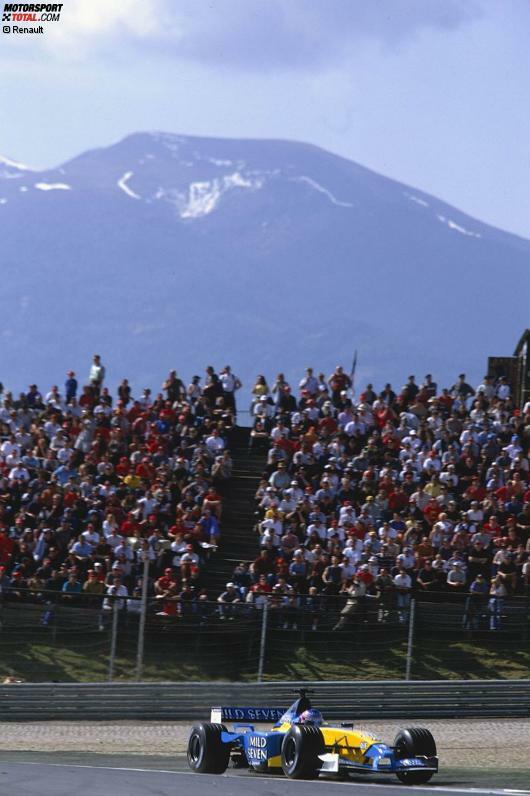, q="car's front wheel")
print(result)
[281,725,324,779]
[187,722,230,774]
[394,727,437,784]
